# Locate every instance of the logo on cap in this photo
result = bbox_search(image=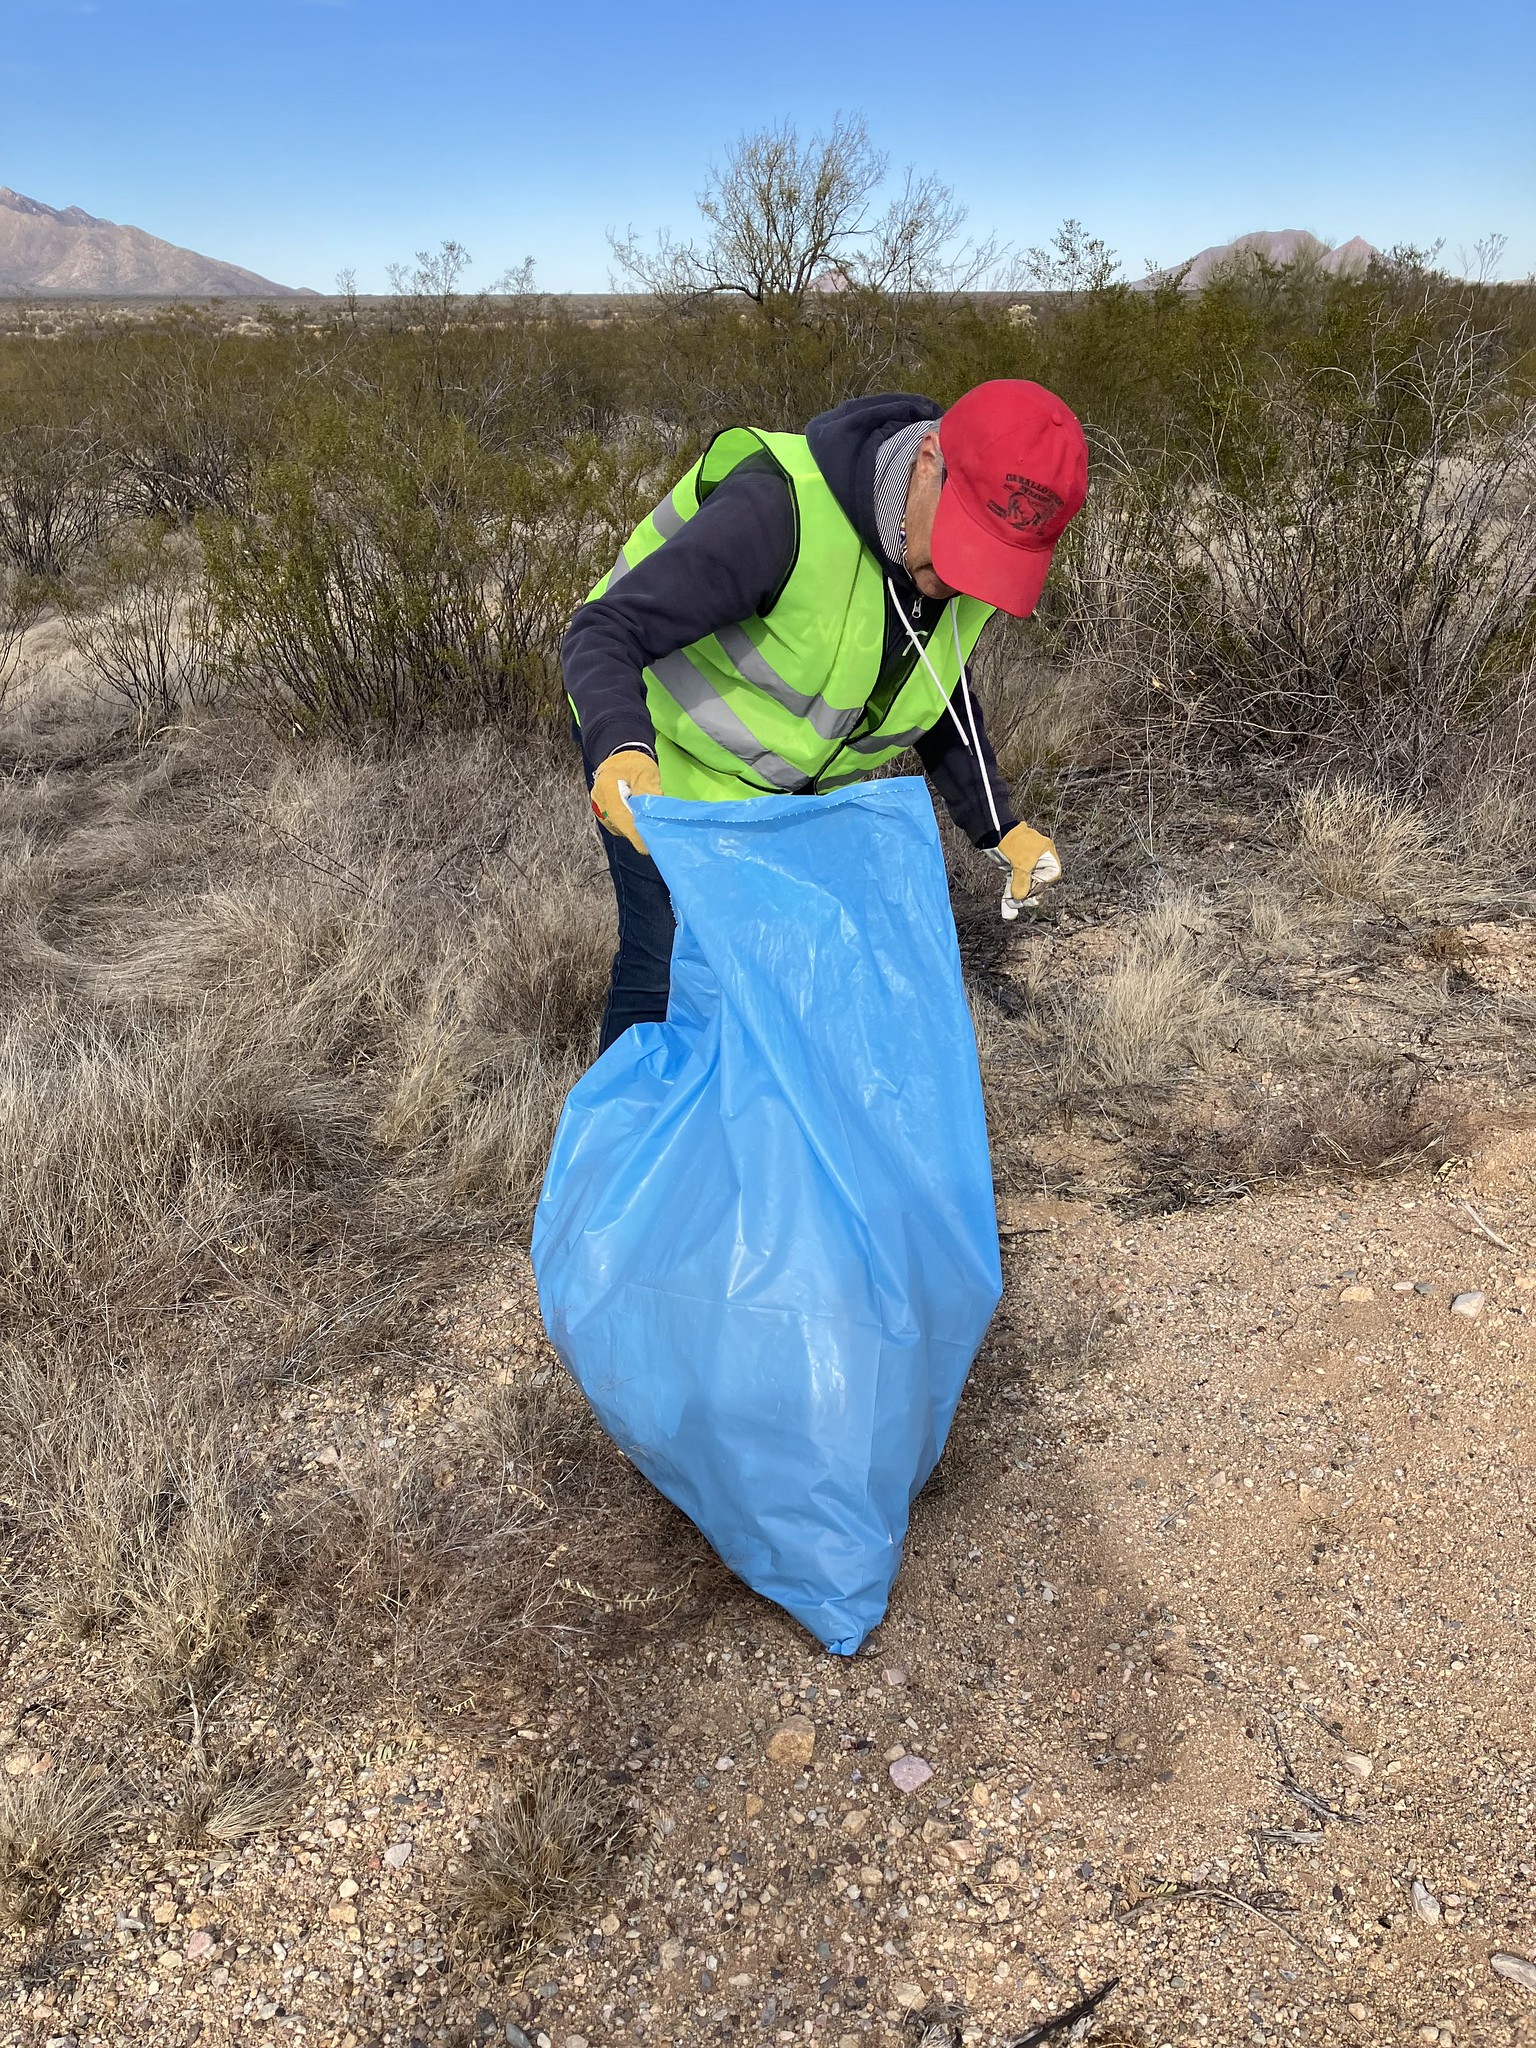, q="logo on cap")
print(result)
[987,474,1064,534]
